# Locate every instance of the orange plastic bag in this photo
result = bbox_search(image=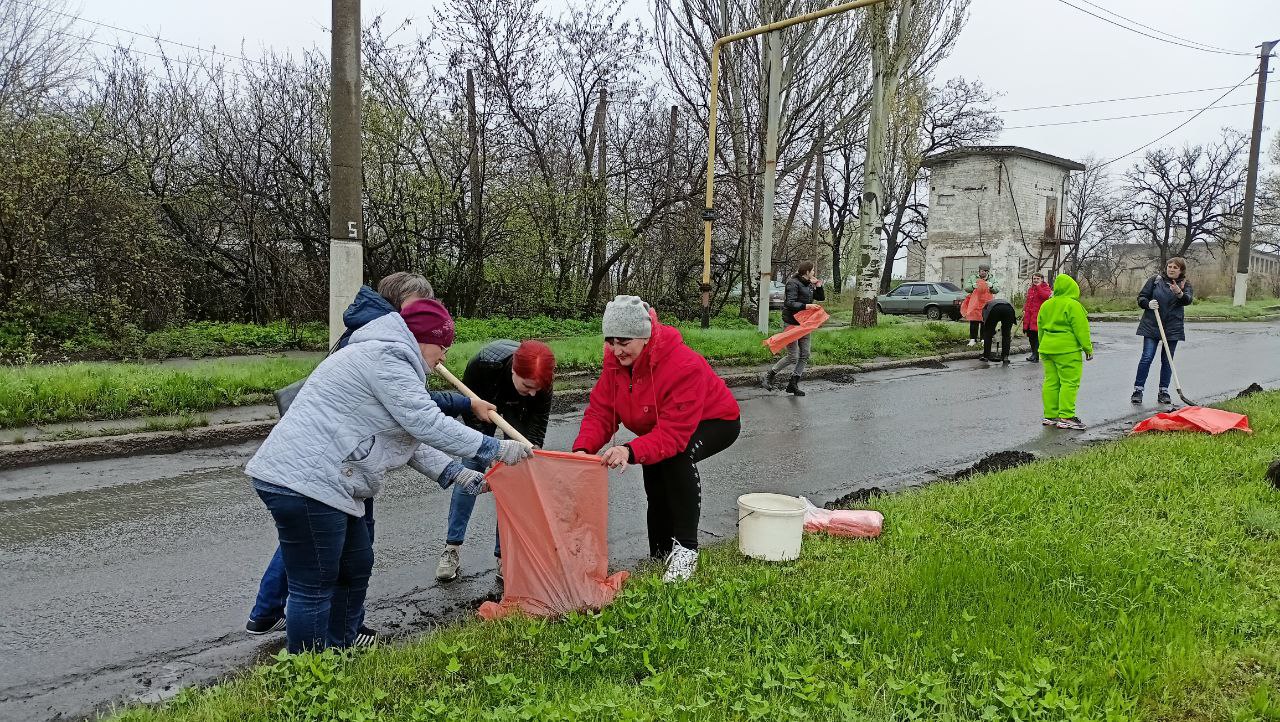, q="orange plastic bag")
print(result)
[1132,406,1252,435]
[764,307,830,354]
[800,497,883,539]
[960,280,993,322]
[477,451,628,620]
